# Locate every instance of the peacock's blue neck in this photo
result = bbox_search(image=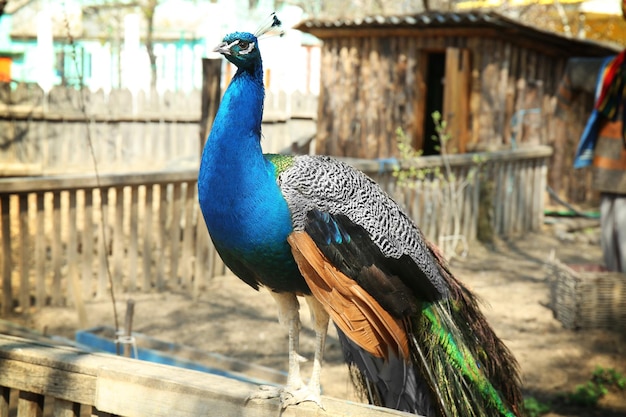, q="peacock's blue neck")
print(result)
[207,65,265,153]
[198,63,294,256]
